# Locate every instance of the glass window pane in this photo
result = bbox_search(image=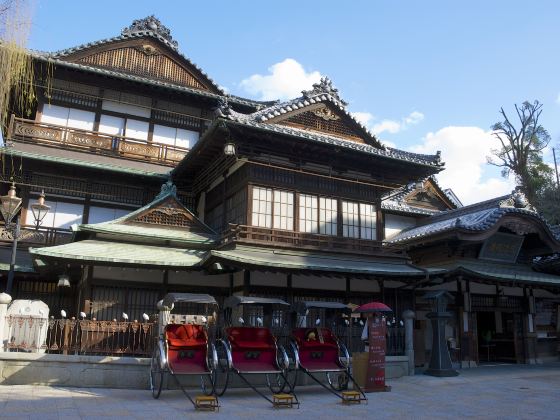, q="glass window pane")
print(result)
[176,128,199,149]
[273,190,294,230]
[299,194,318,233]
[41,104,69,127]
[152,124,177,146]
[319,197,337,235]
[251,186,272,228]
